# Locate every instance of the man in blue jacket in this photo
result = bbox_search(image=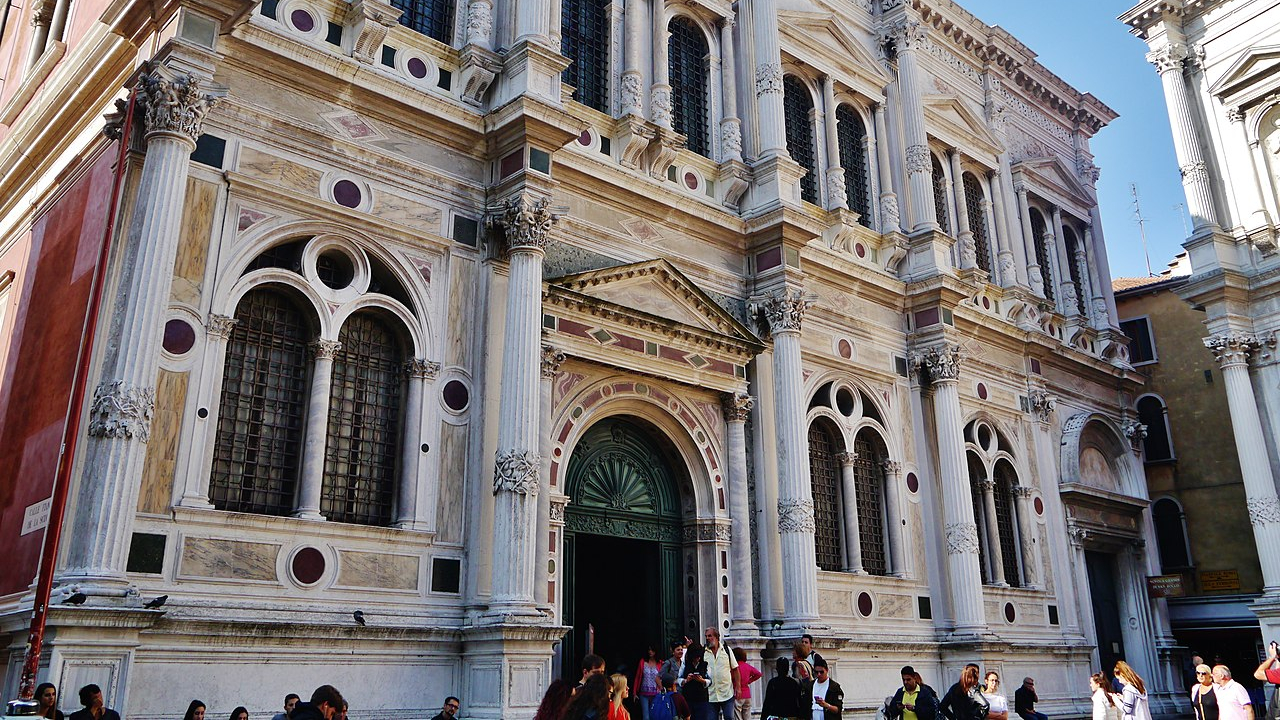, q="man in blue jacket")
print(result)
[887,666,941,720]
